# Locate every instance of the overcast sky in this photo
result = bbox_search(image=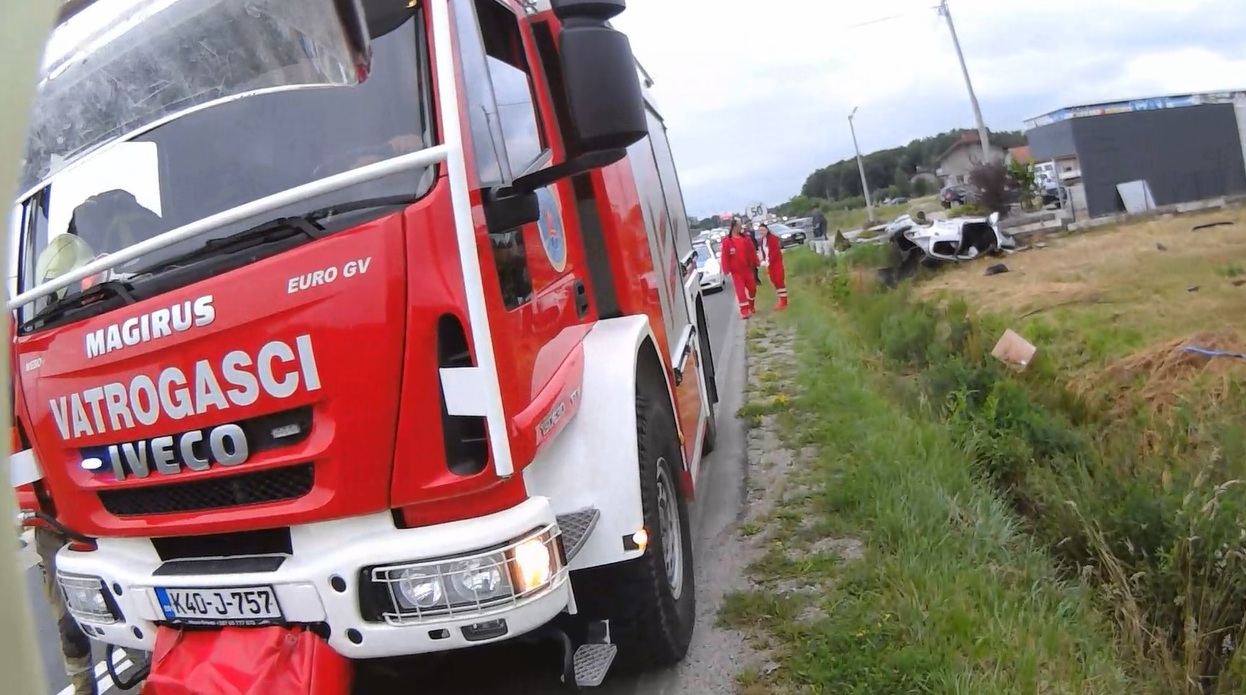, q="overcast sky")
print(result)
[609,0,1246,218]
